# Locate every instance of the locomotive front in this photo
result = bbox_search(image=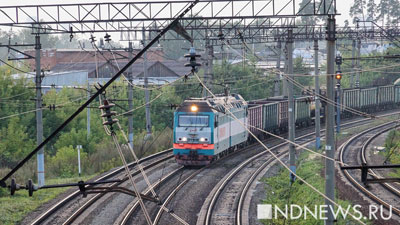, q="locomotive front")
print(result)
[173,100,214,166]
